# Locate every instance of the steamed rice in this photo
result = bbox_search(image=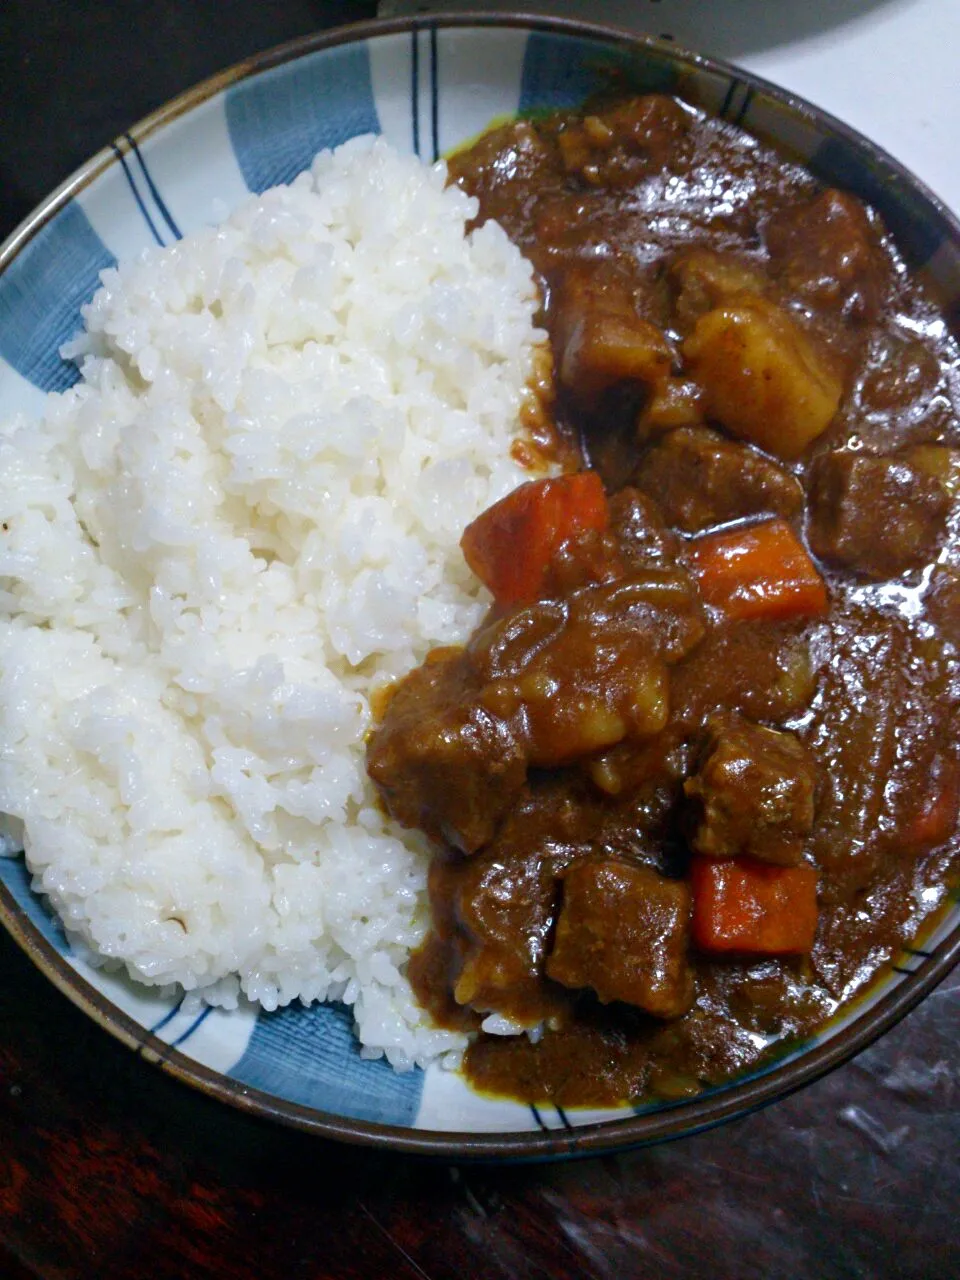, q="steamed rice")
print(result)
[0,135,548,1068]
